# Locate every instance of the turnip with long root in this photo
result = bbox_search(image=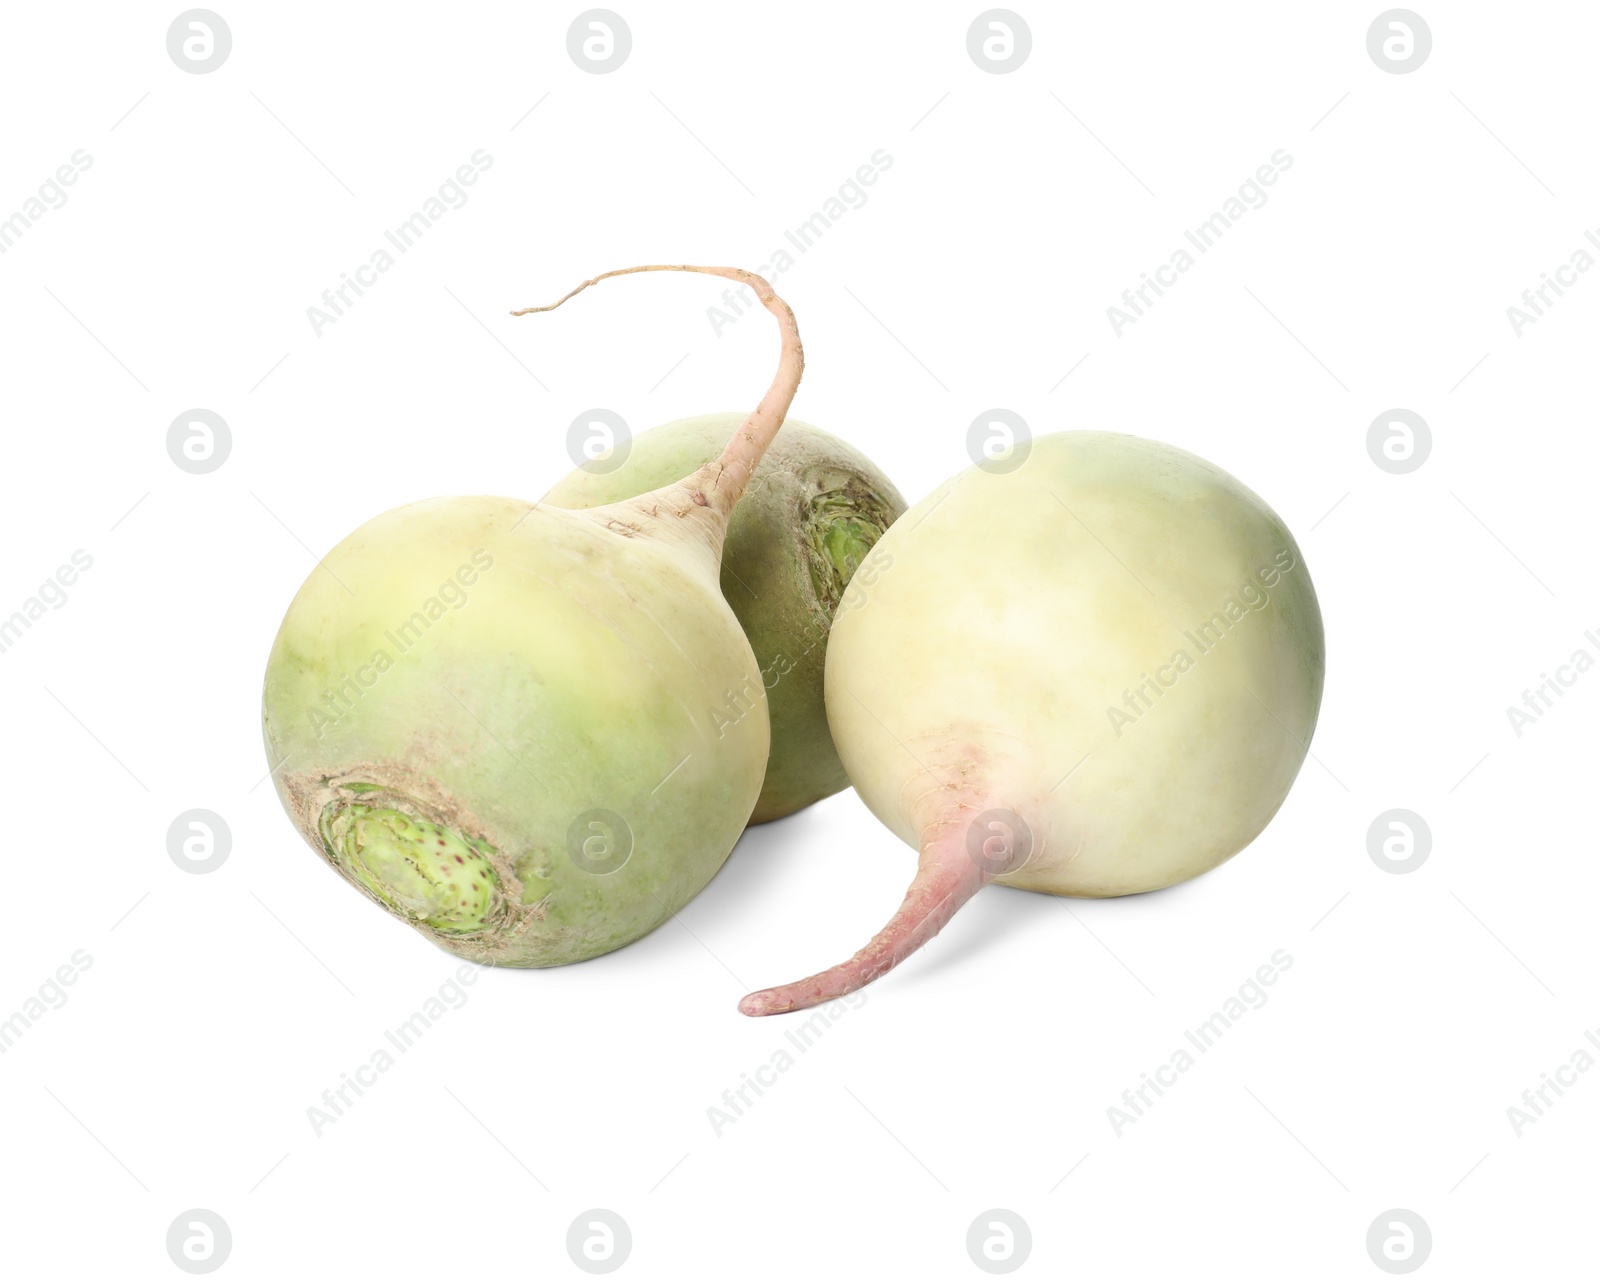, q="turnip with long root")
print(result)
[262,265,802,968]
[545,414,906,823]
[740,431,1324,1015]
